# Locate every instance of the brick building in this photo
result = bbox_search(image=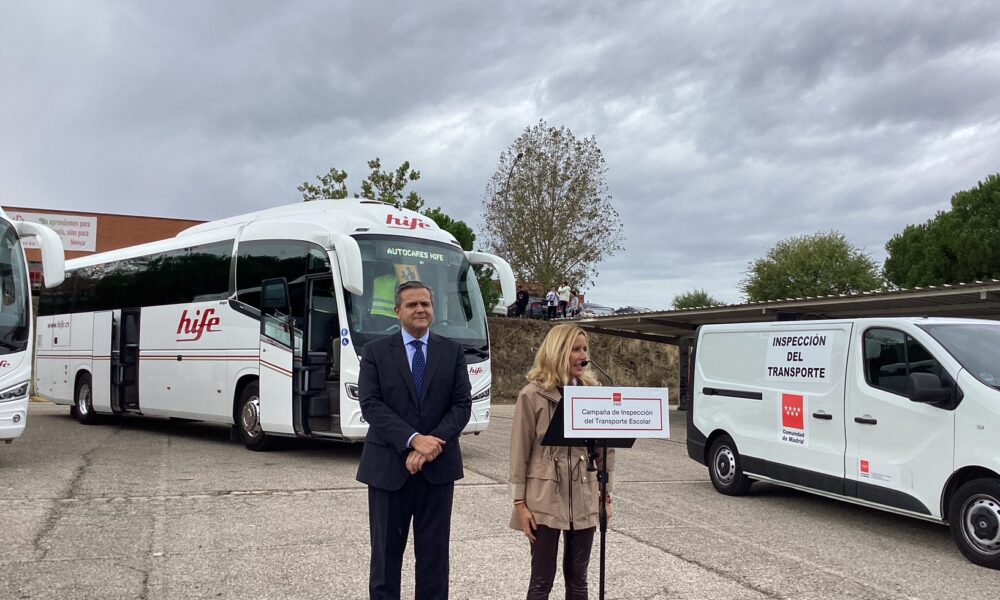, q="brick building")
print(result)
[2,206,204,287]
